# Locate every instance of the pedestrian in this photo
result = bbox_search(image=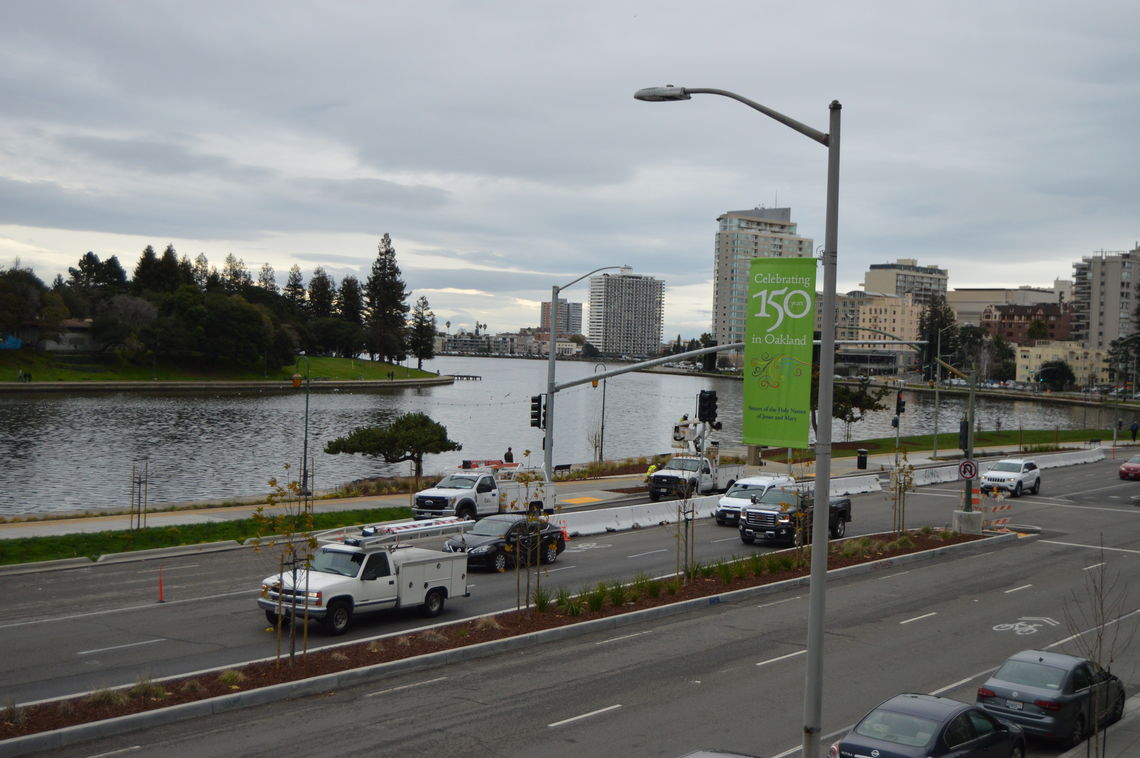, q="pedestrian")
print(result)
[1131,420,1138,443]
[503,447,514,463]
[645,462,658,482]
